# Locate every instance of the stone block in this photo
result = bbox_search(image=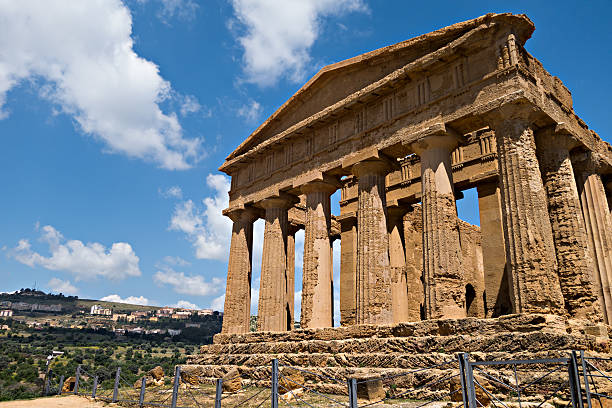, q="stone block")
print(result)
[222,367,242,393]
[62,377,76,393]
[148,365,164,380]
[355,376,385,402]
